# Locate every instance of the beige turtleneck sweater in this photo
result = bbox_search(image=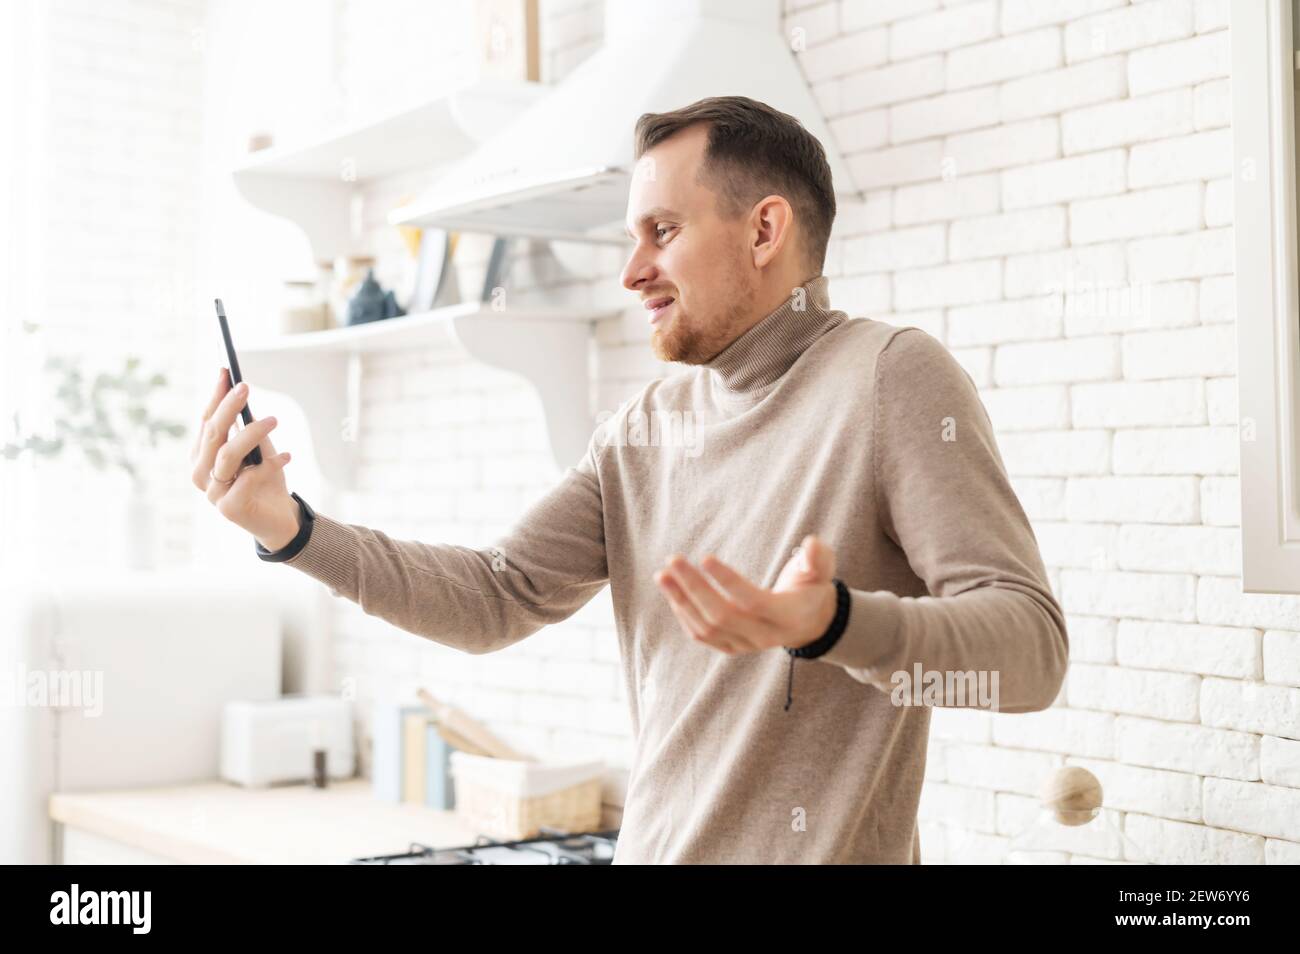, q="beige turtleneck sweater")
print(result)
[275,275,1069,864]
